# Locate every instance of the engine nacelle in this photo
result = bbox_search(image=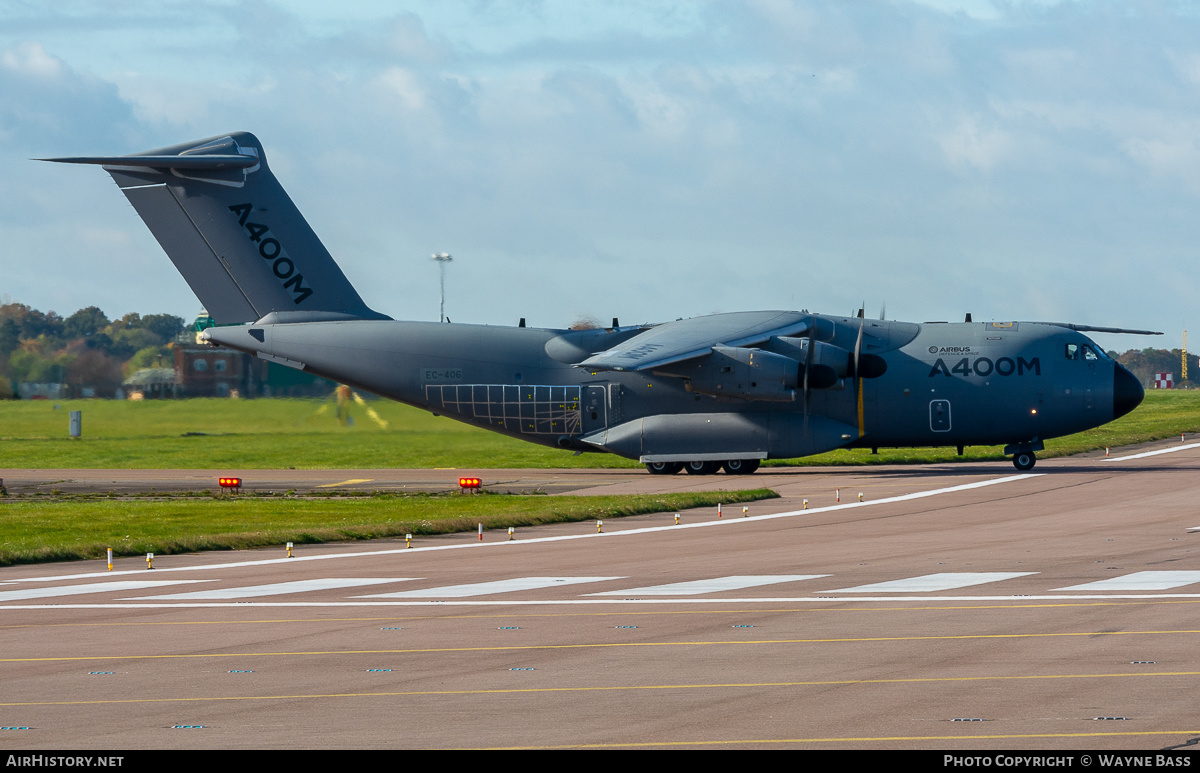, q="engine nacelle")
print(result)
[767,337,887,381]
[667,346,799,401]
